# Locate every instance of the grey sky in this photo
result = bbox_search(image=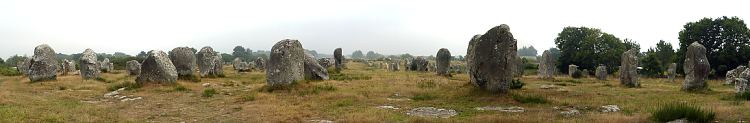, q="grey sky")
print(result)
[1,0,749,59]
